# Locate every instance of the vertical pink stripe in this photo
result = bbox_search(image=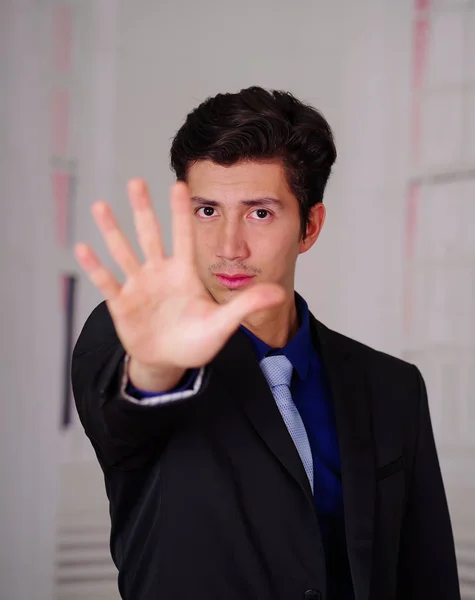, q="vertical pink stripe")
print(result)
[52,171,70,247]
[415,0,429,11]
[412,18,429,90]
[51,87,70,155]
[53,5,73,73]
[411,17,430,164]
[404,0,430,336]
